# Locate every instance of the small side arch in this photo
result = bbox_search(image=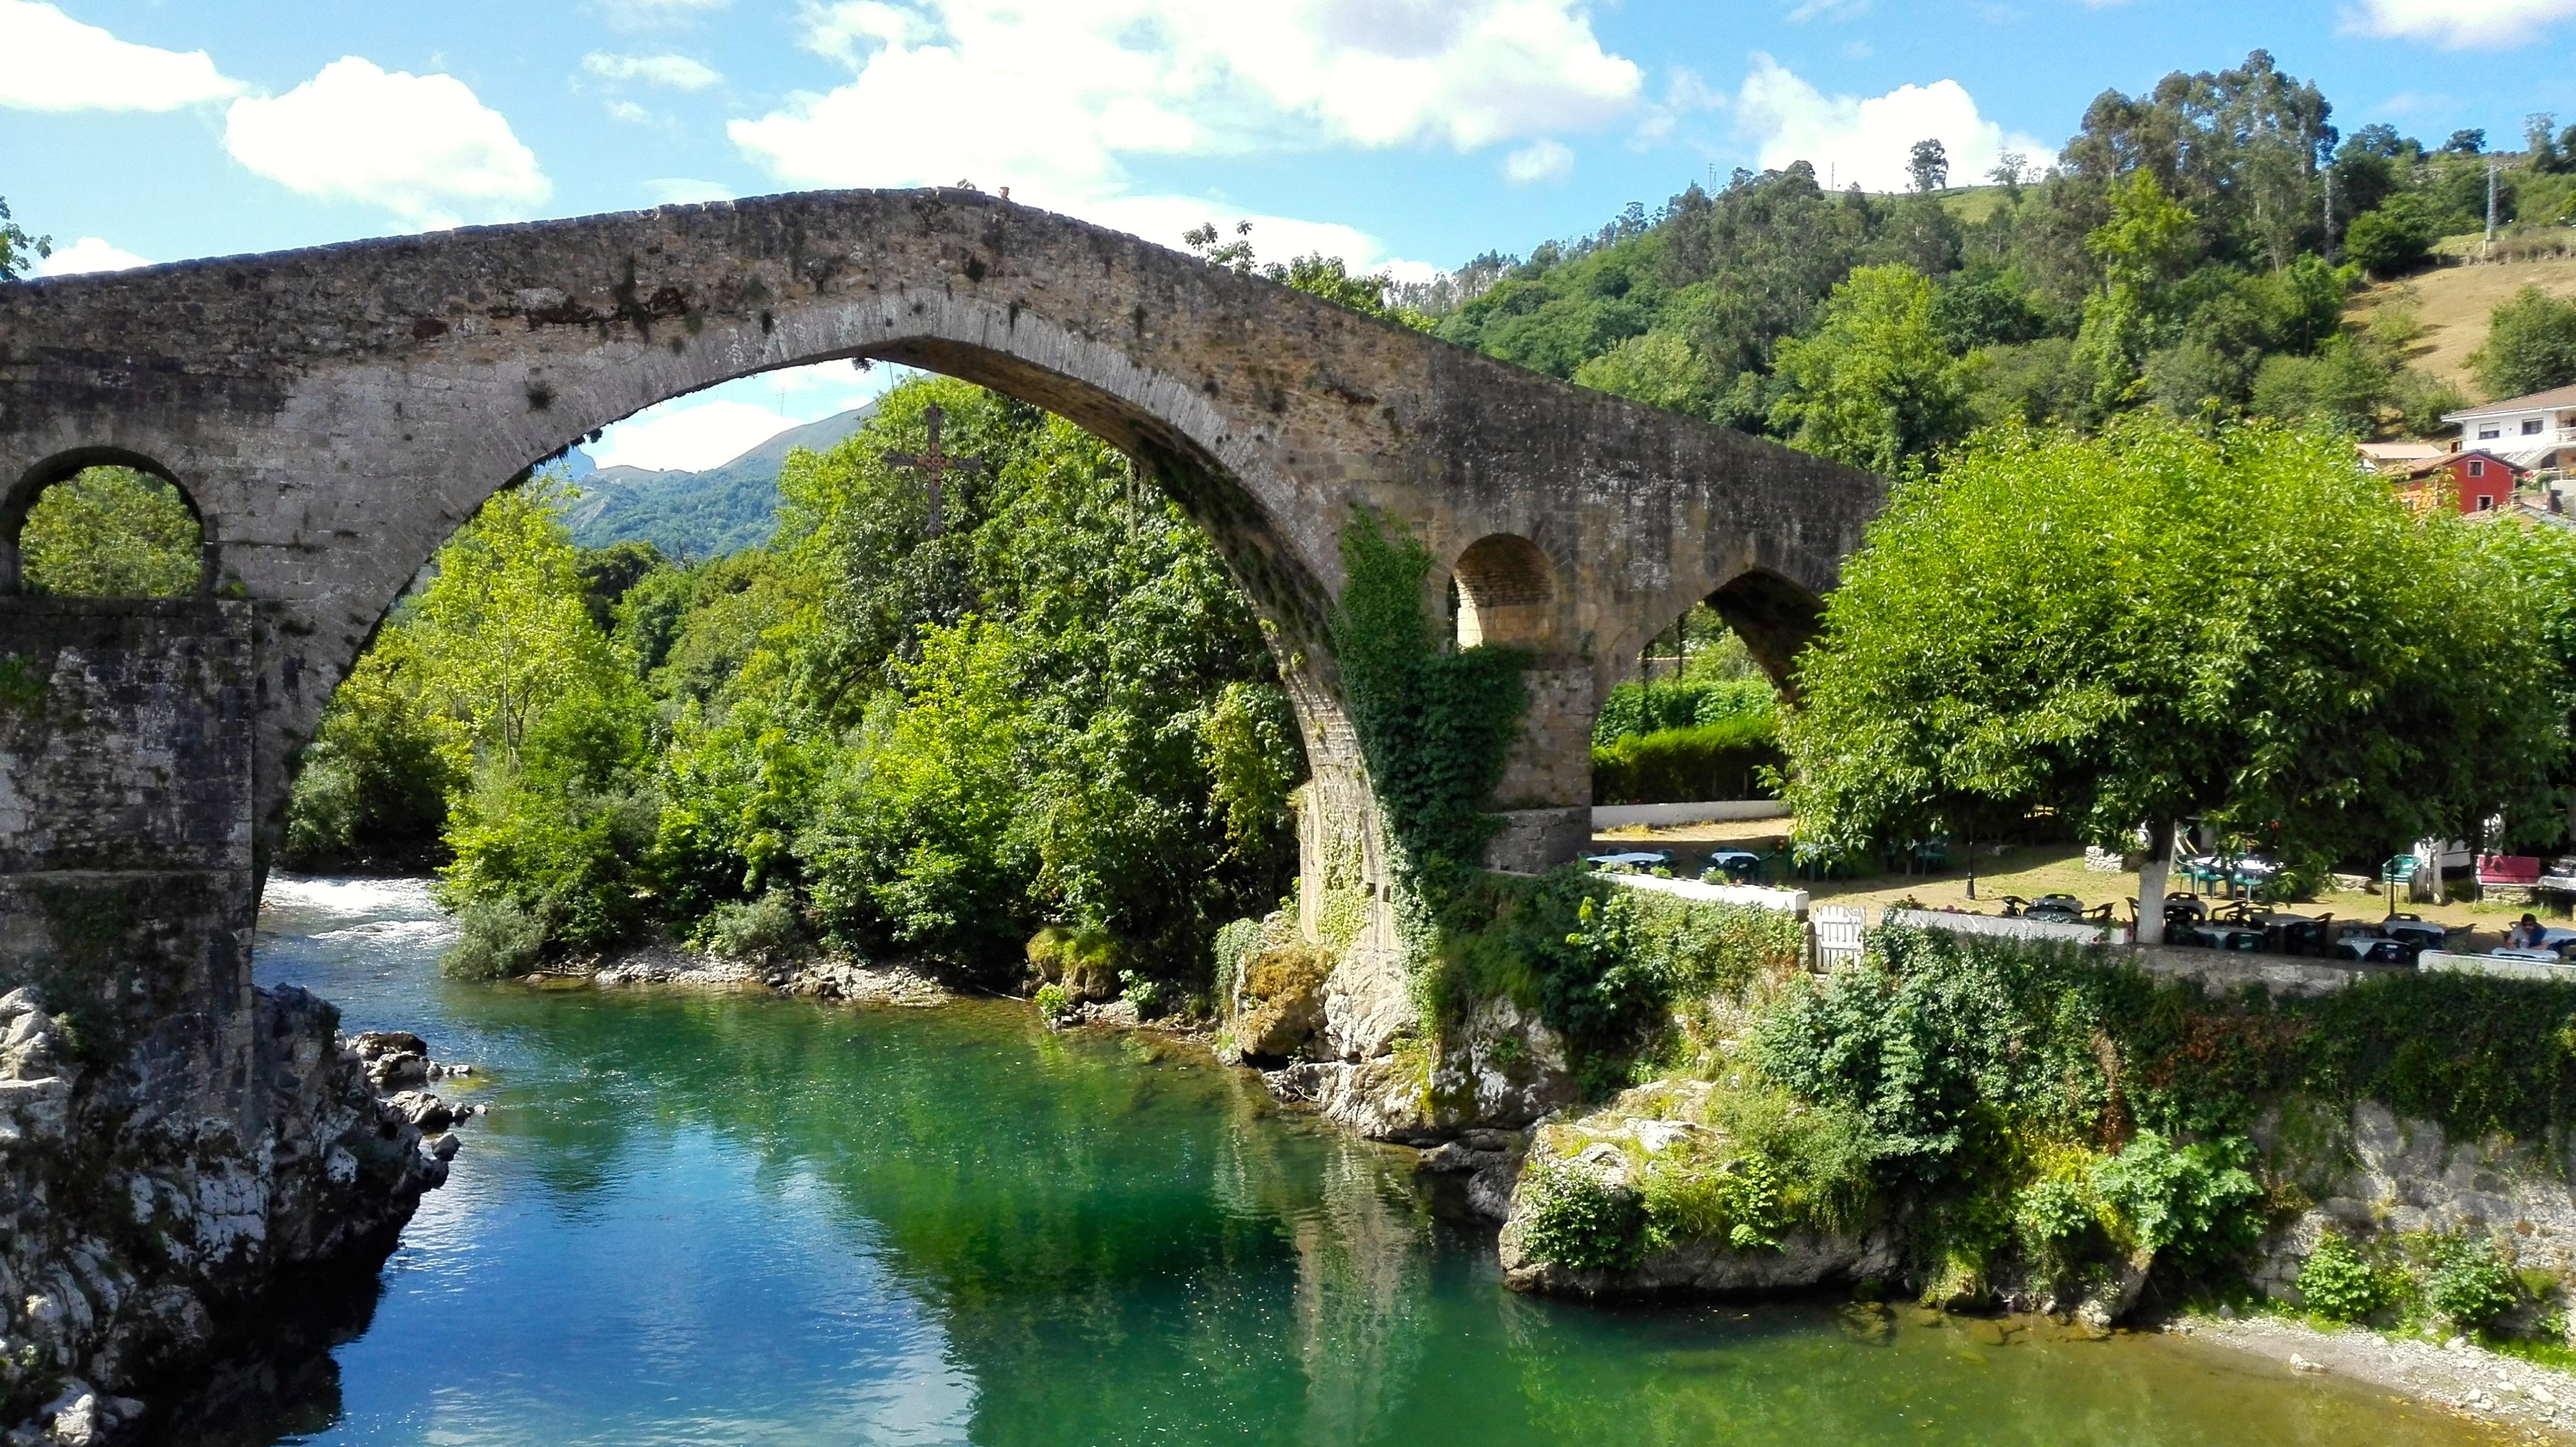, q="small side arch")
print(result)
[2,447,213,597]
[1451,533,1556,648]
